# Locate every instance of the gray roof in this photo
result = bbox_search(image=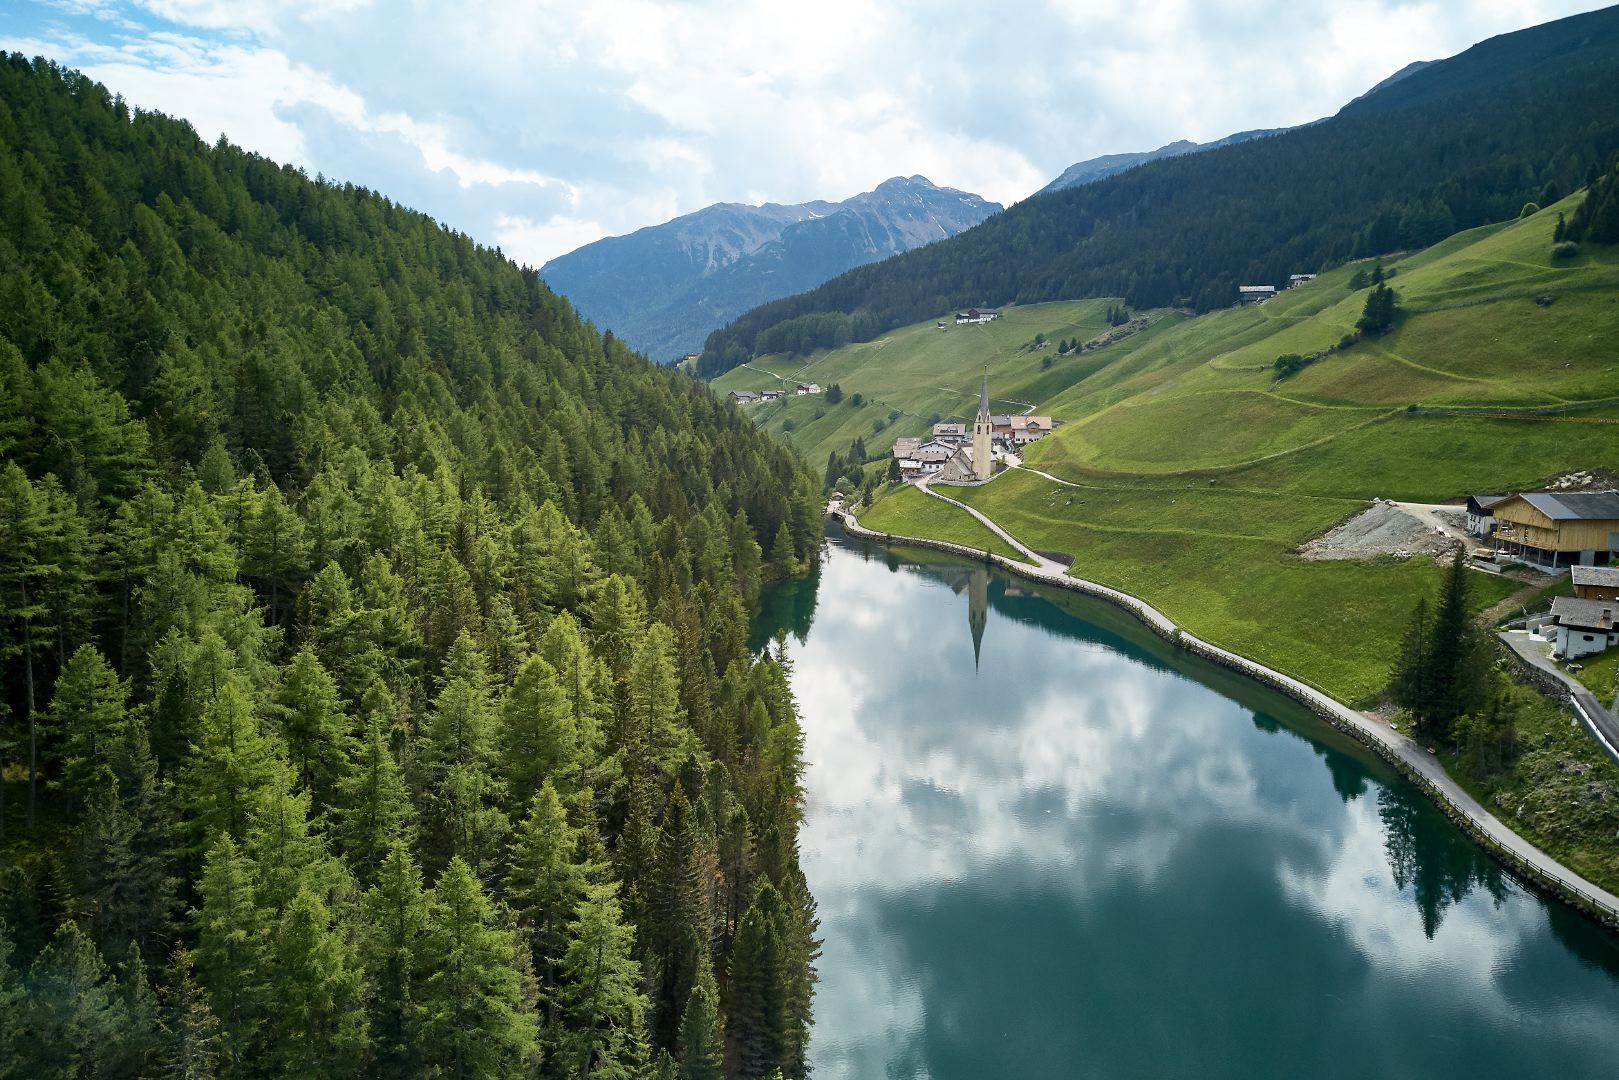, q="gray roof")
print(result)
[1572,566,1619,588]
[1552,595,1617,630]
[1469,494,1509,510]
[1518,491,1619,521]
[979,373,990,417]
